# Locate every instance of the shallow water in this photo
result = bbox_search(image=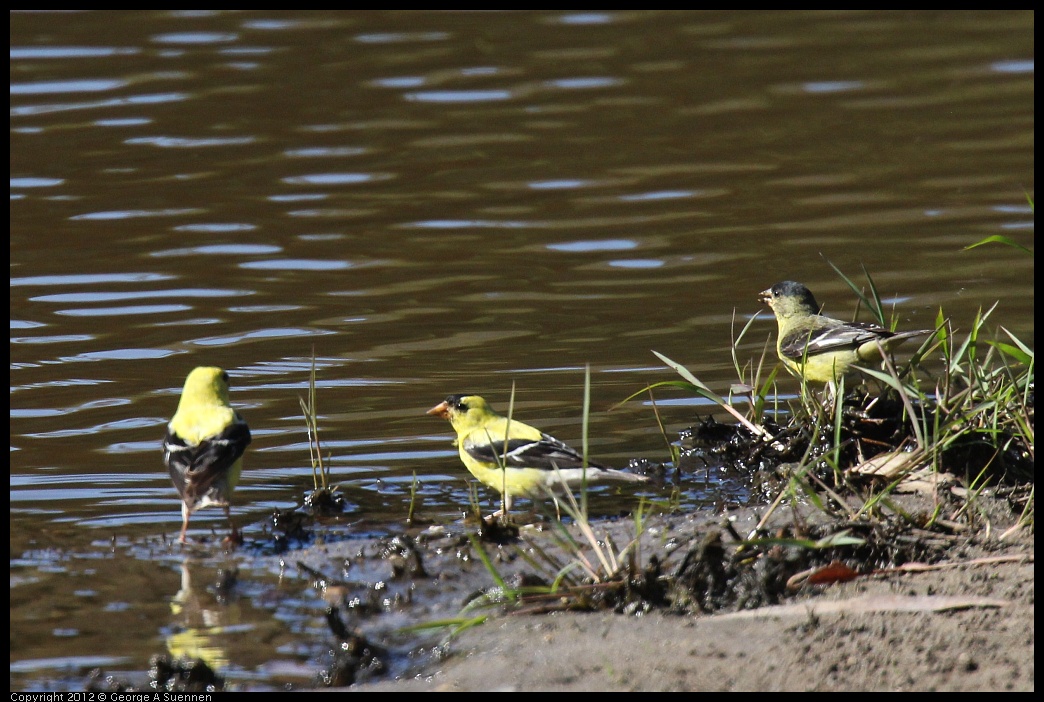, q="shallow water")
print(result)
[10,10,1034,691]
